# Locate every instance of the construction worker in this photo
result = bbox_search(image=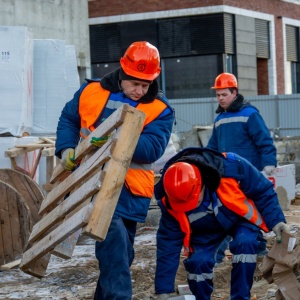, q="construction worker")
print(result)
[207,73,277,262]
[55,41,174,300]
[154,147,289,300]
